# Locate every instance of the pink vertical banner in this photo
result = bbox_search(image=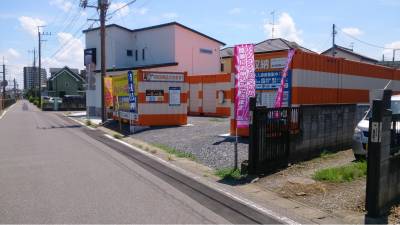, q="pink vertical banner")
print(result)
[274,49,296,108]
[234,44,256,128]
